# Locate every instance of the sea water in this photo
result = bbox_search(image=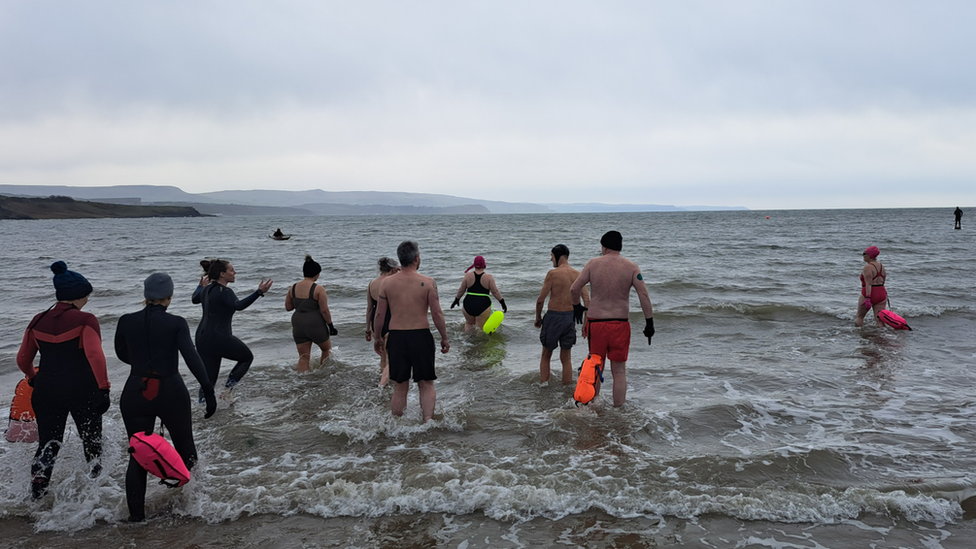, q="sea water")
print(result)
[0,209,975,548]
